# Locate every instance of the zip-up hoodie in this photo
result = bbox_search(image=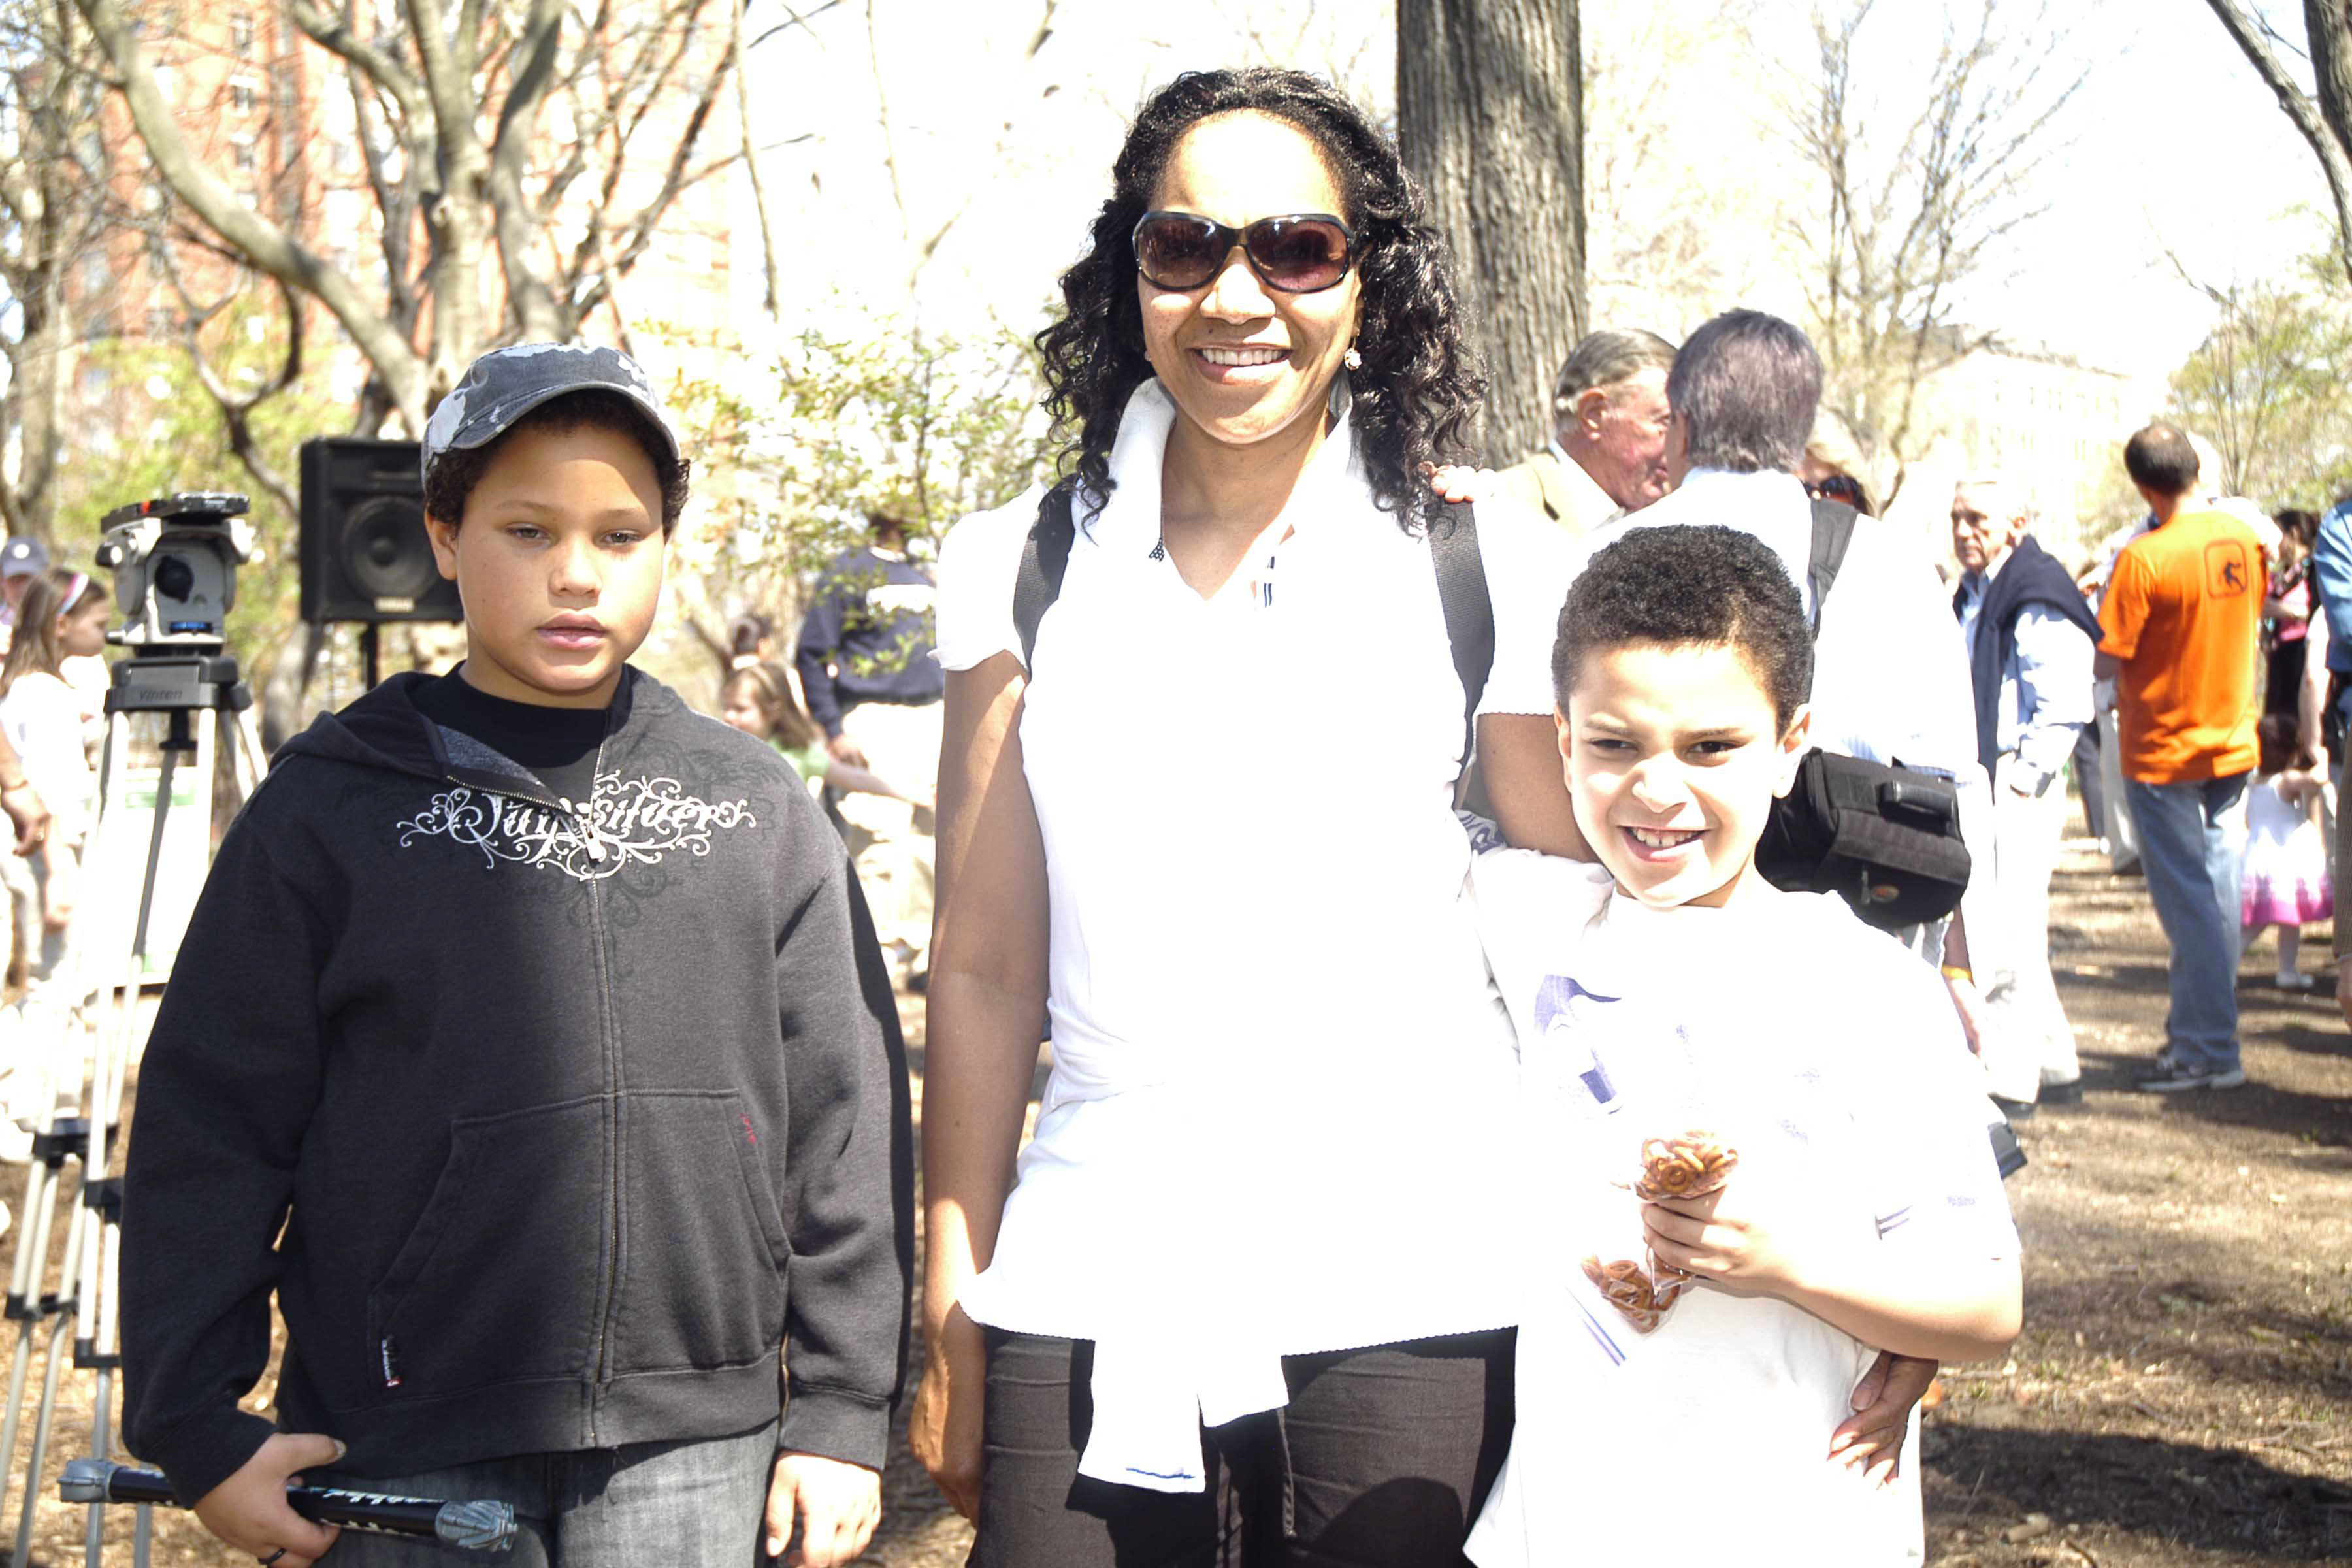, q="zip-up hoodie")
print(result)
[120,669,913,1504]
